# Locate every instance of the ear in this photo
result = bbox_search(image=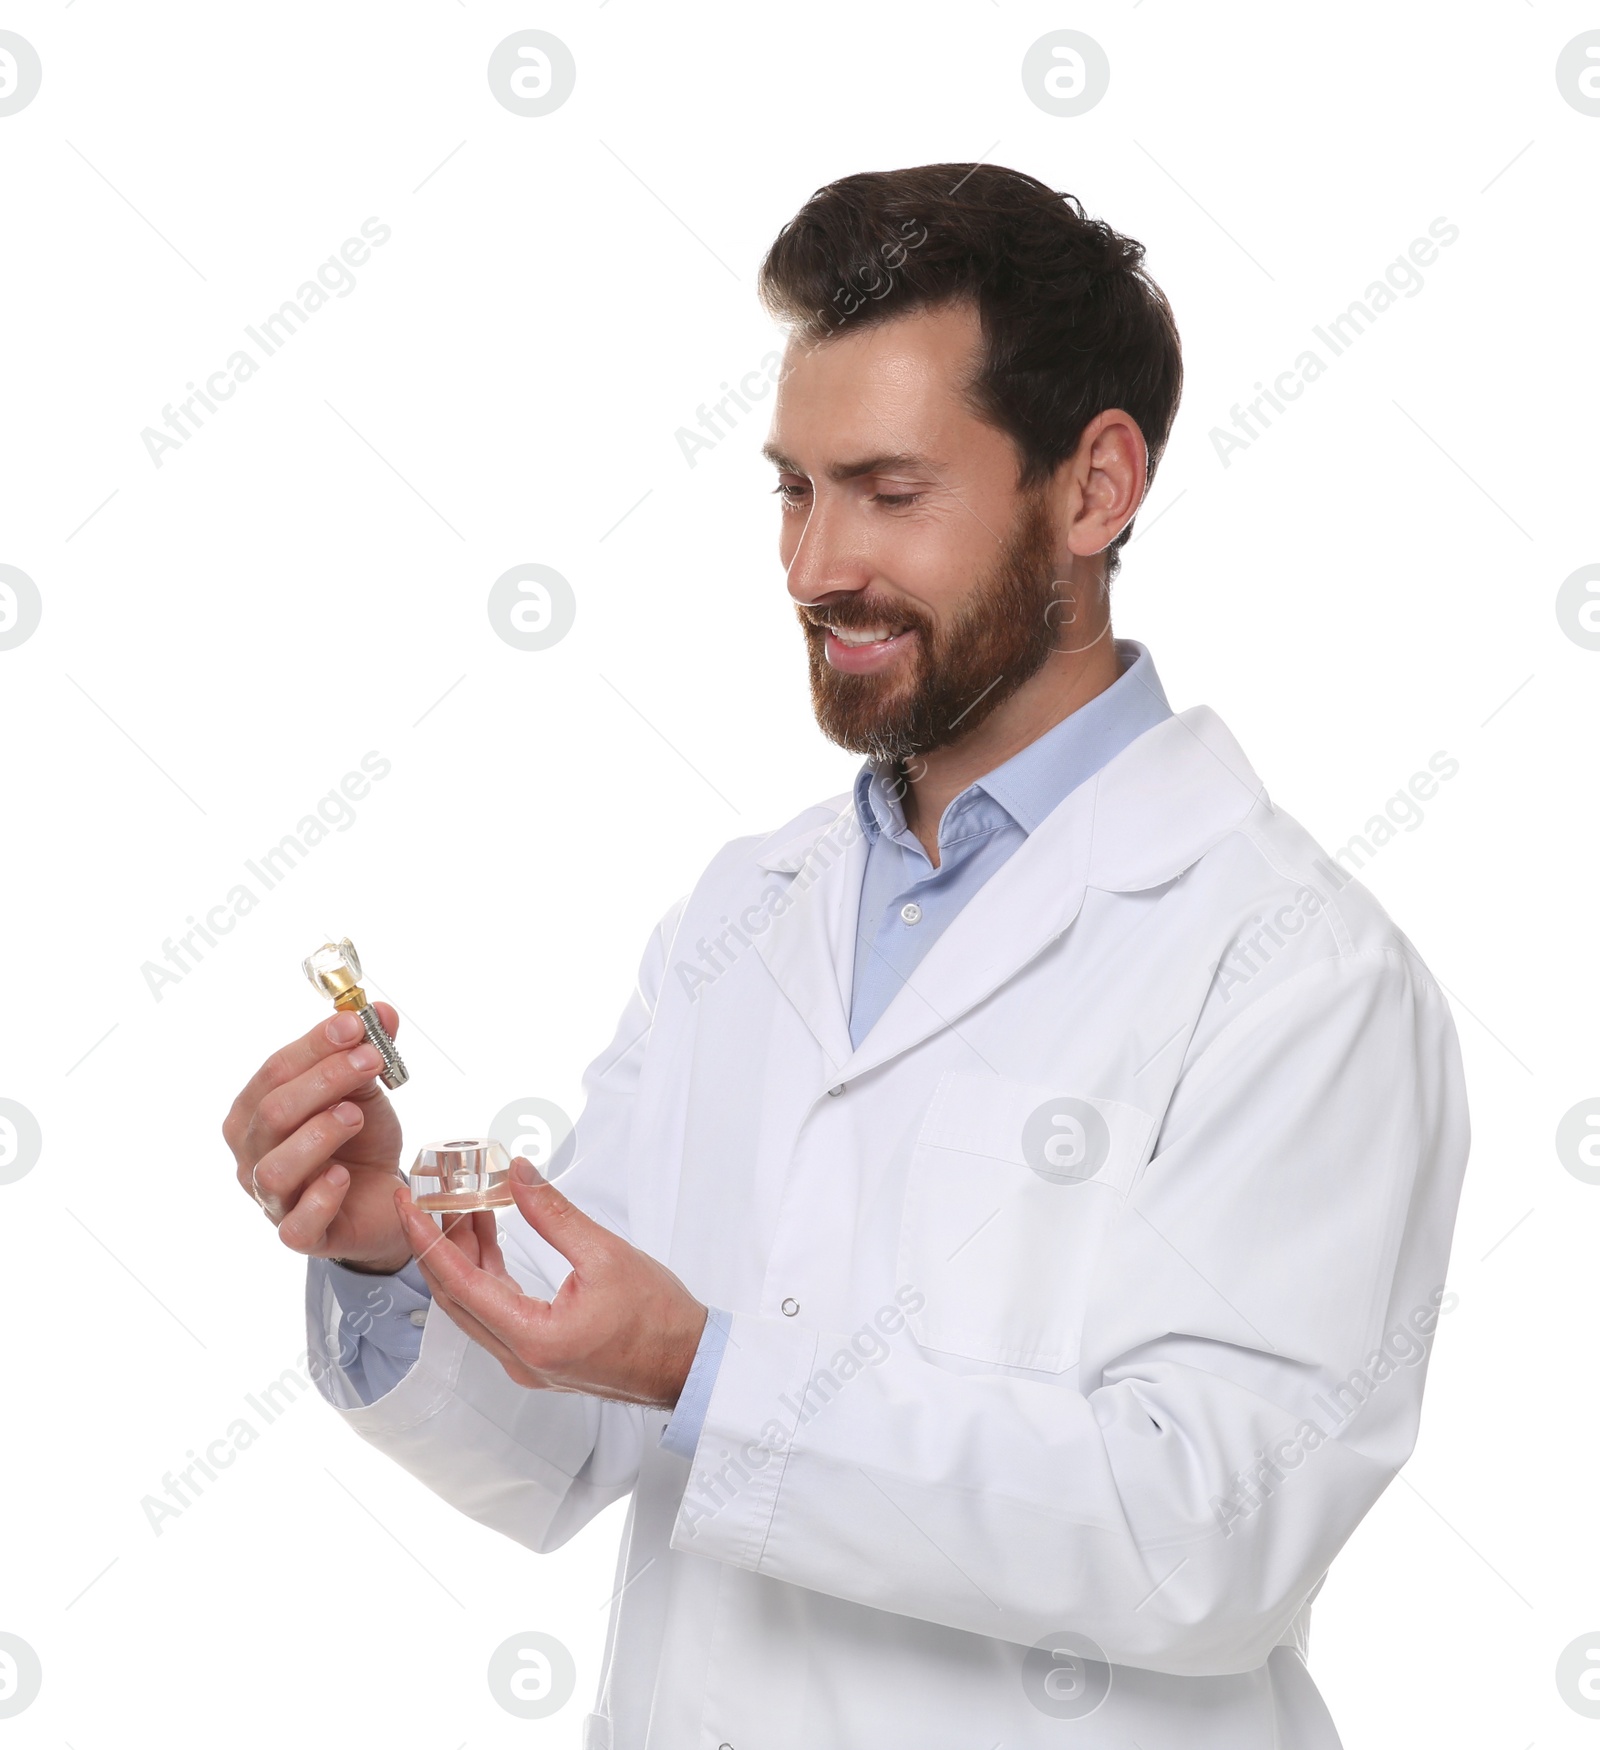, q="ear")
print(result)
[1061,409,1149,560]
